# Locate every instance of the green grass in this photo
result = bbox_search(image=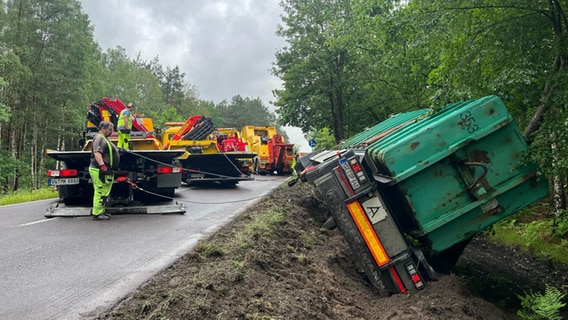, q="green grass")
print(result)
[487,208,568,266]
[0,187,58,206]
